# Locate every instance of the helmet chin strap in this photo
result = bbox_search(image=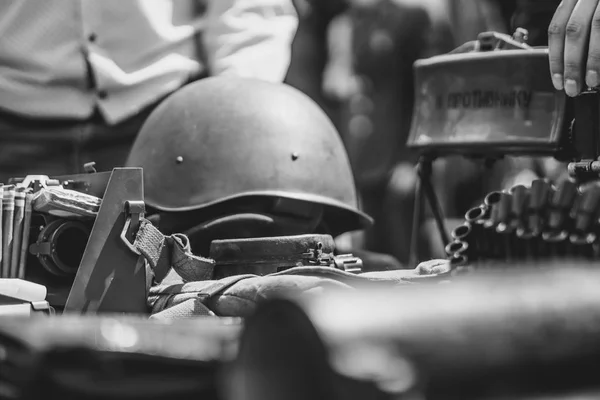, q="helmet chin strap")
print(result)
[183,212,324,255]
